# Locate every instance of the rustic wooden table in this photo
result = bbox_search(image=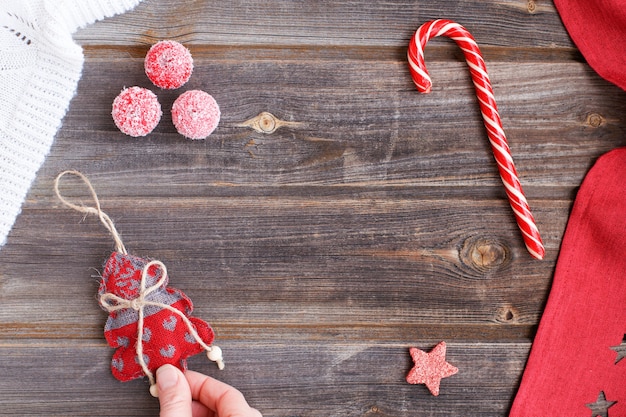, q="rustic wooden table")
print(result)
[1,0,625,415]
